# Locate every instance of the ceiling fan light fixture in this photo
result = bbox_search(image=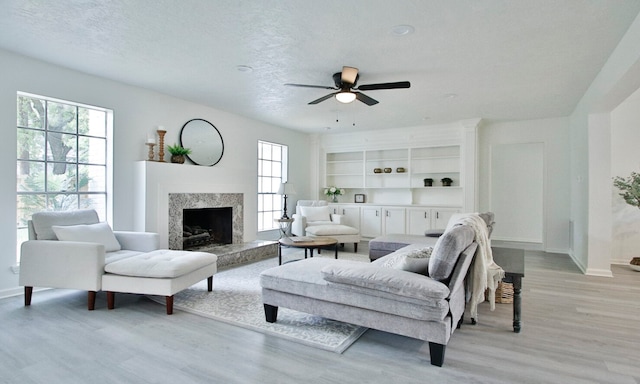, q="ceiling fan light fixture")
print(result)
[336,91,356,103]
